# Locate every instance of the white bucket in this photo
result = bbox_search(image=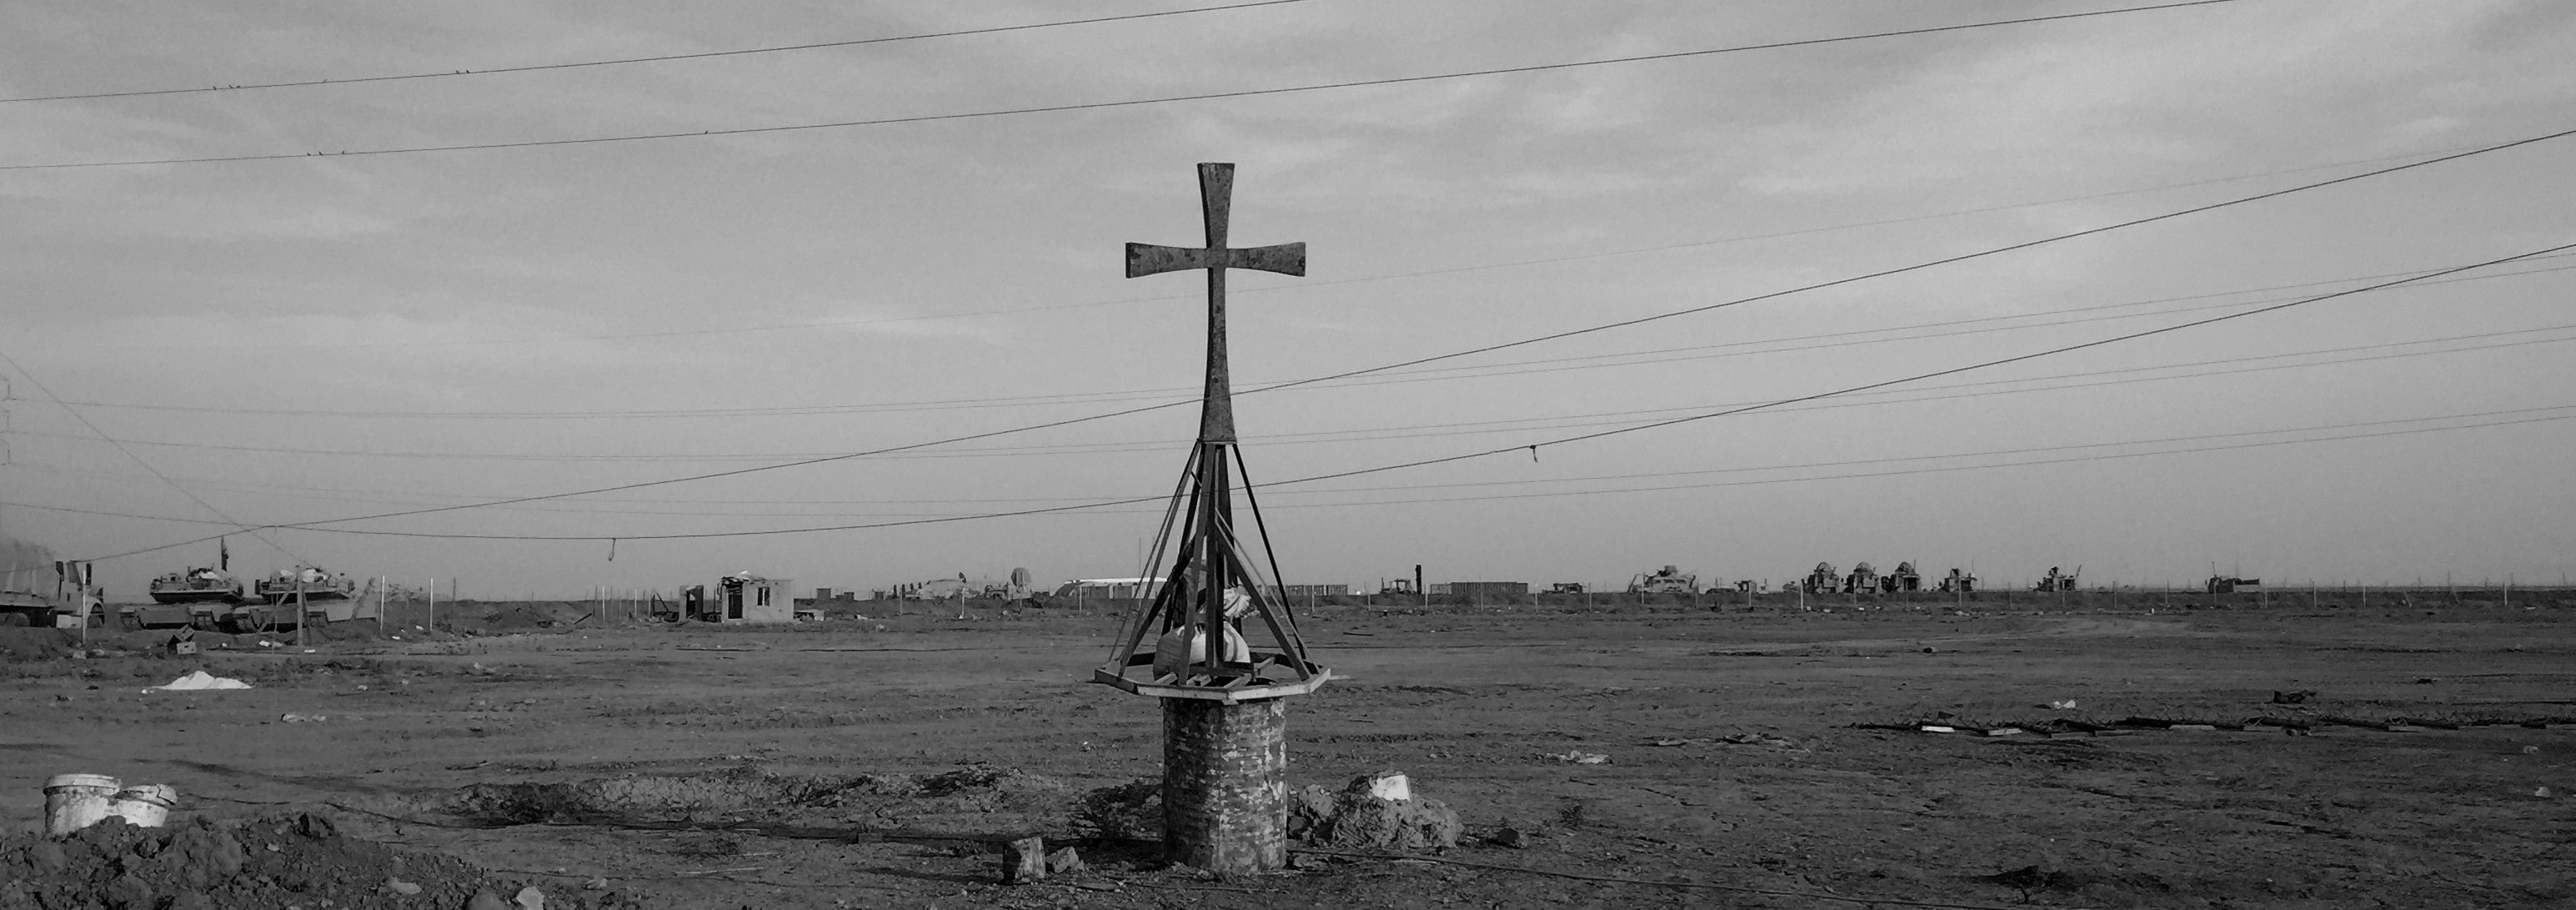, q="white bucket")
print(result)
[43,773,120,837]
[1151,625,1250,679]
[108,784,177,828]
